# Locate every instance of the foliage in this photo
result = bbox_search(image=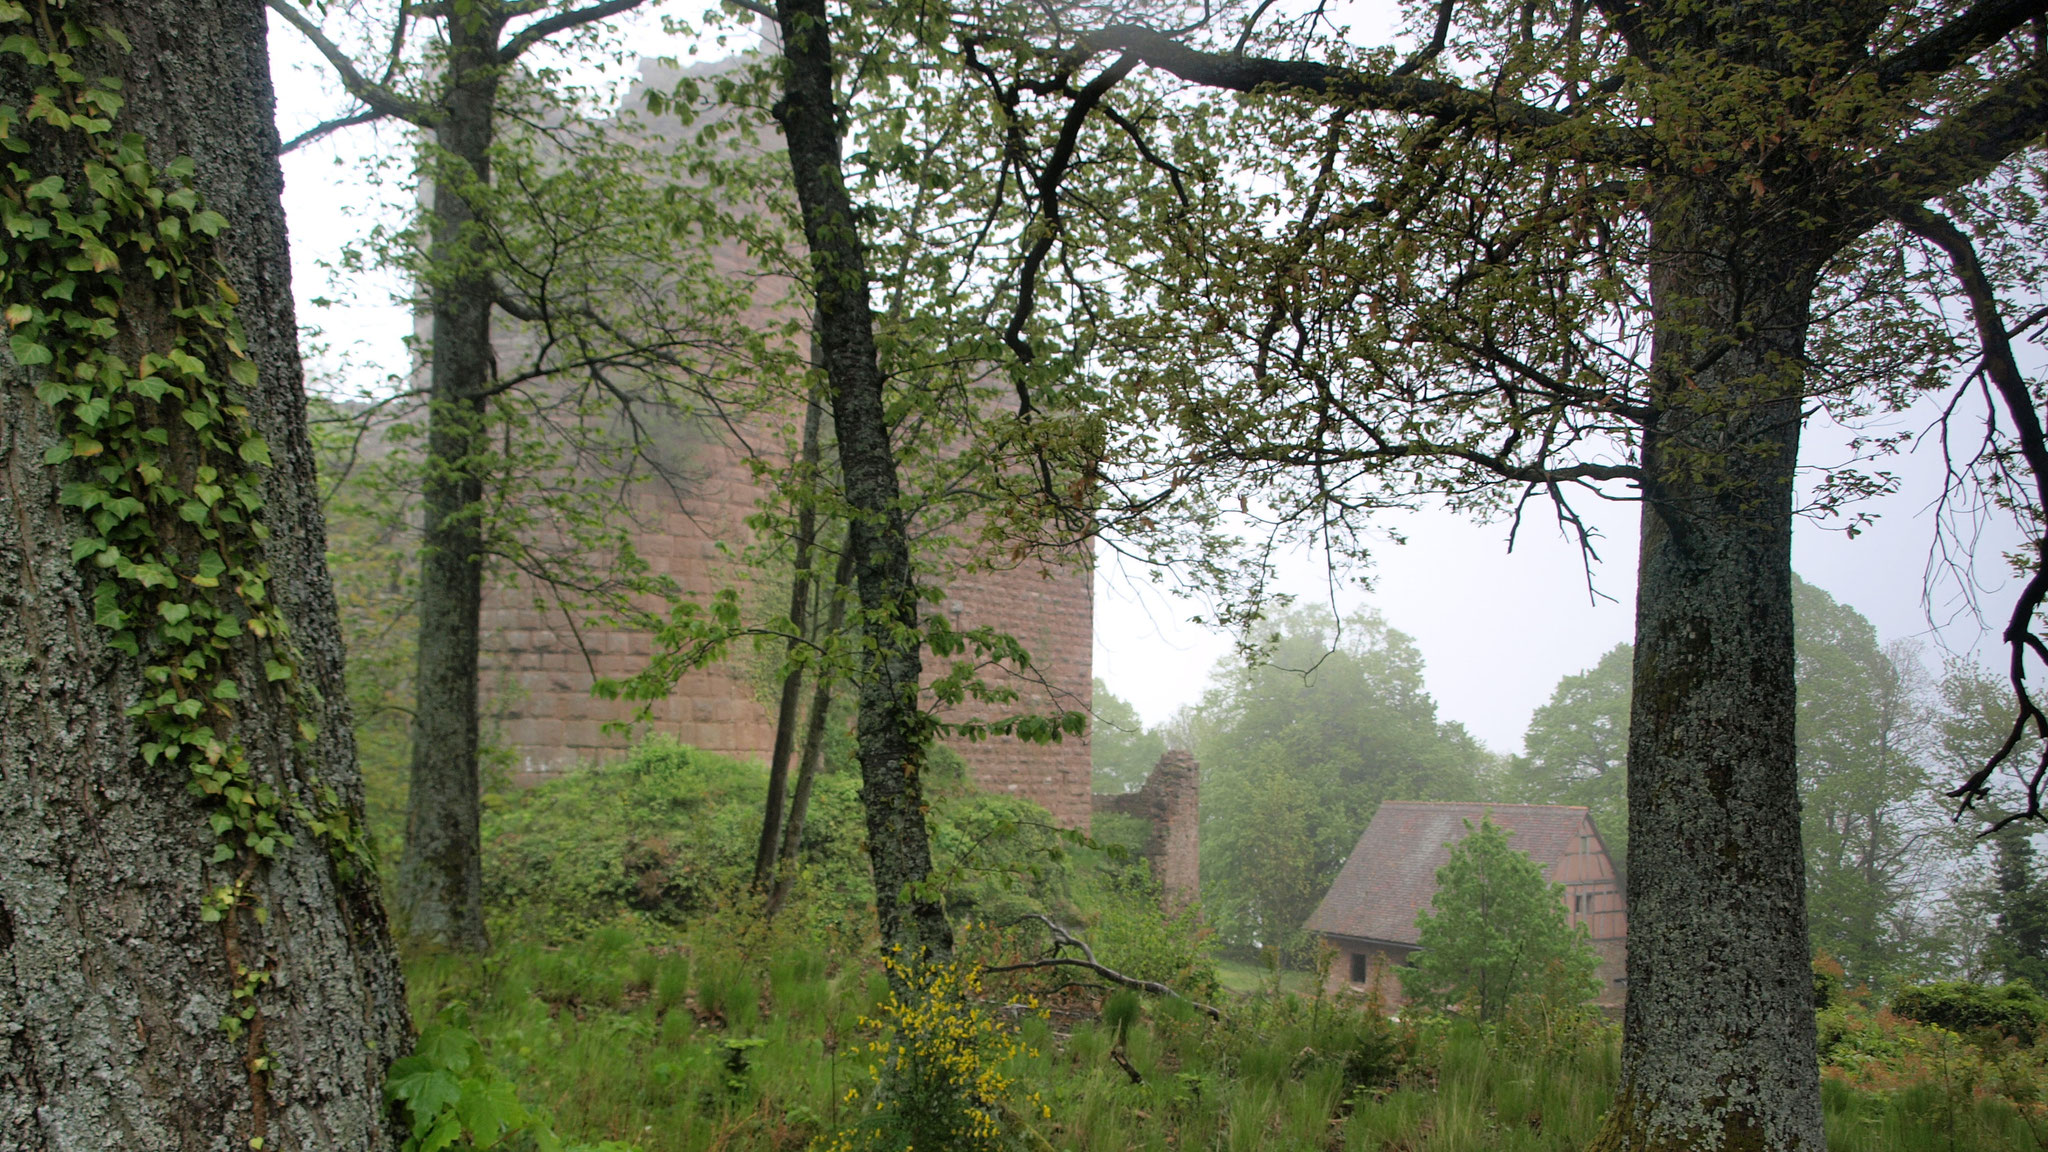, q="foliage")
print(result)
[480,737,872,942]
[476,736,1099,945]
[1090,679,1164,794]
[386,1024,636,1152]
[825,953,1048,1152]
[394,905,2045,1152]
[1889,980,2048,1045]
[1401,818,1601,1023]
[1816,993,2048,1147]
[1508,580,1976,986]
[1509,644,1632,868]
[1192,606,1487,958]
